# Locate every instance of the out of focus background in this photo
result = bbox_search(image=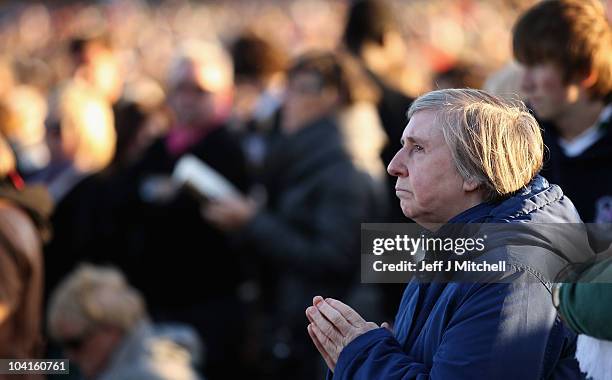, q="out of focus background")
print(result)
[0,0,563,379]
[0,0,536,97]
